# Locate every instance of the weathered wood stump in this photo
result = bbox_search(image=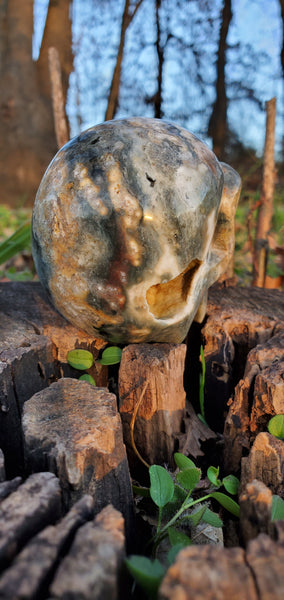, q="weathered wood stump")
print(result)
[239,479,272,545]
[224,331,284,472]
[0,282,107,477]
[118,343,186,472]
[22,378,134,534]
[0,281,284,598]
[159,532,284,599]
[202,284,284,432]
[0,472,62,571]
[0,494,94,599]
[49,504,125,600]
[0,470,125,600]
[240,432,284,497]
